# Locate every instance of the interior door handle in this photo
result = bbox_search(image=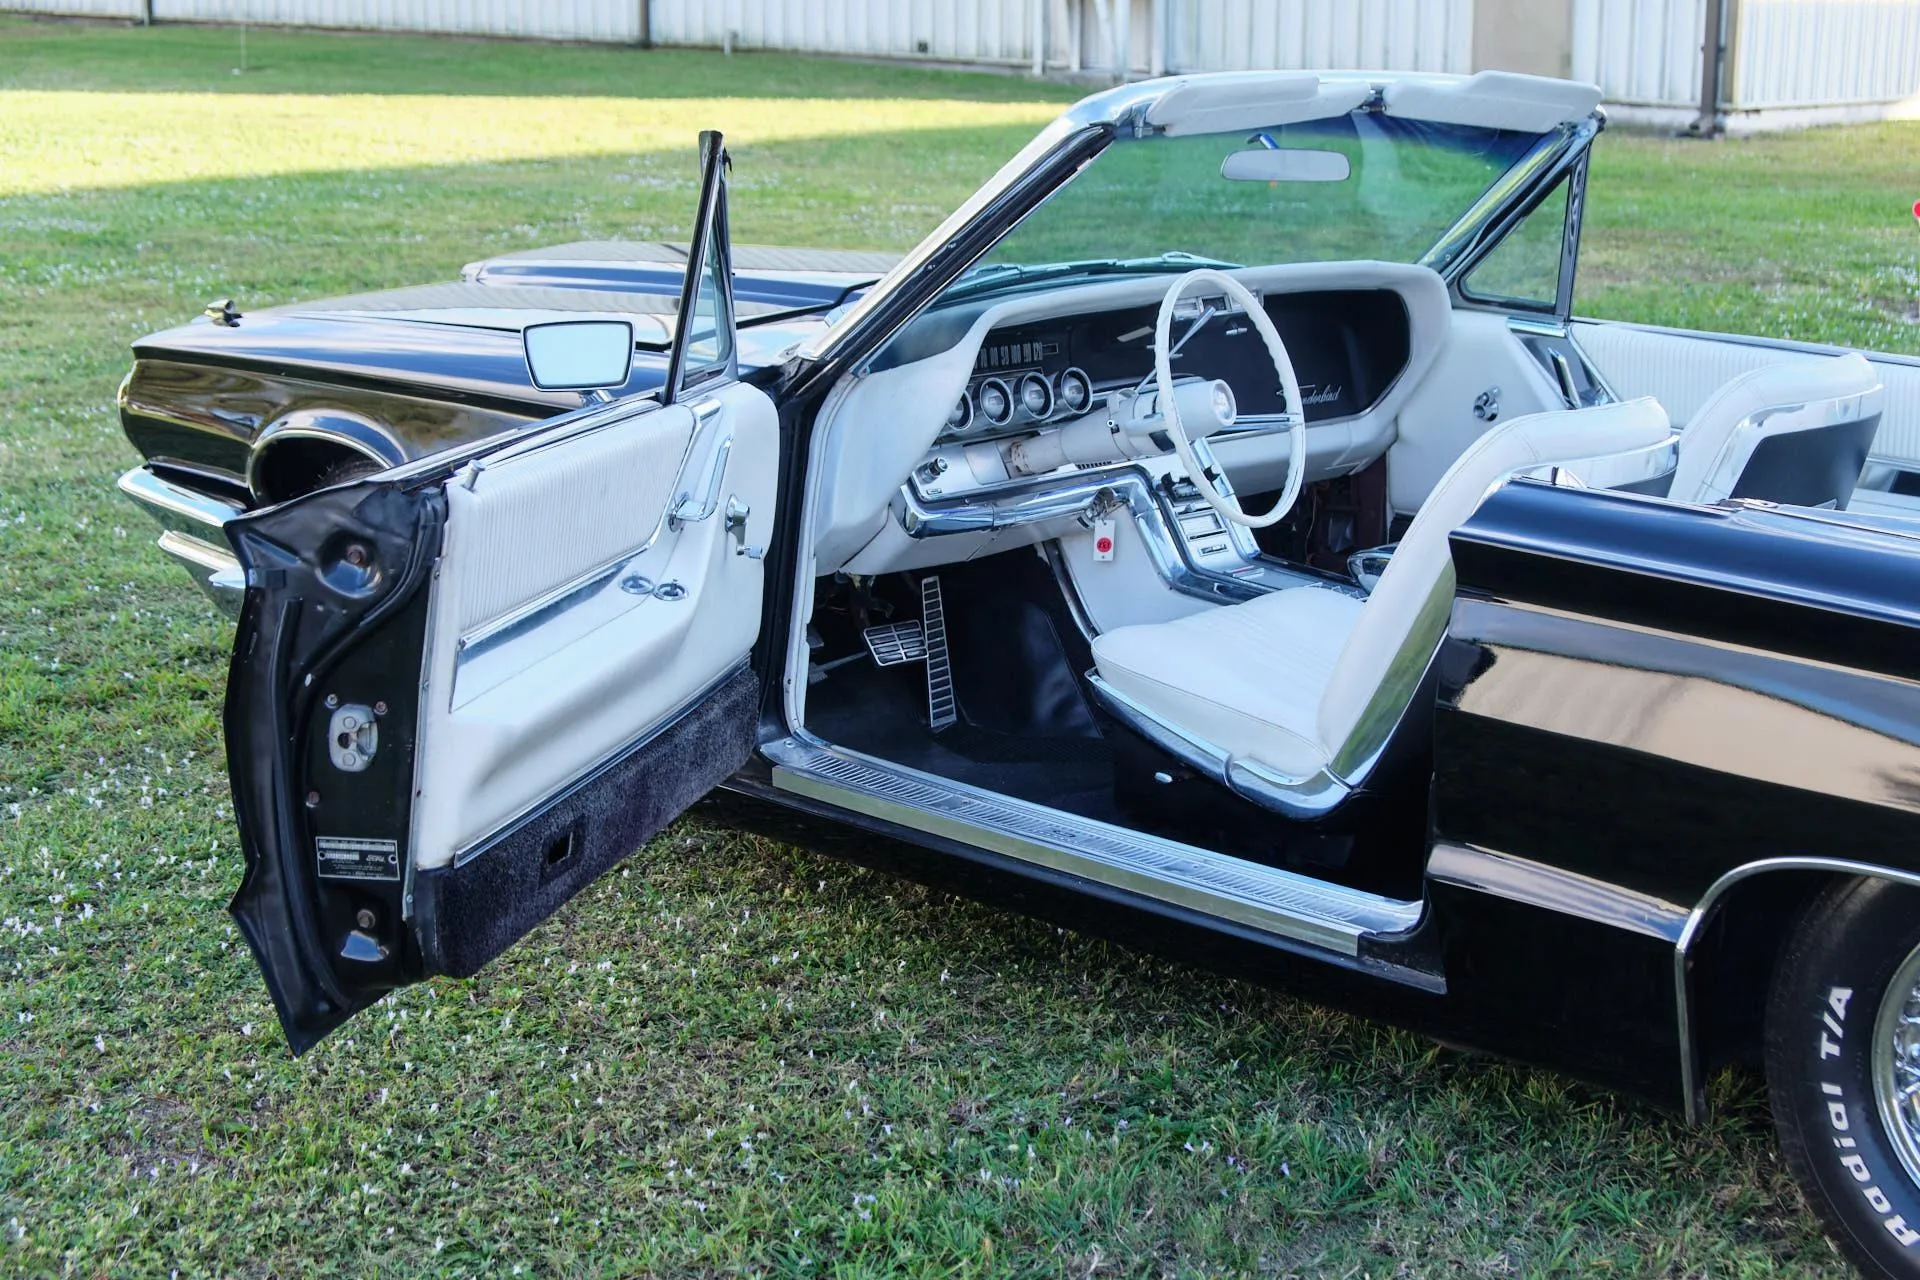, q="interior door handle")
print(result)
[668,403,733,531]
